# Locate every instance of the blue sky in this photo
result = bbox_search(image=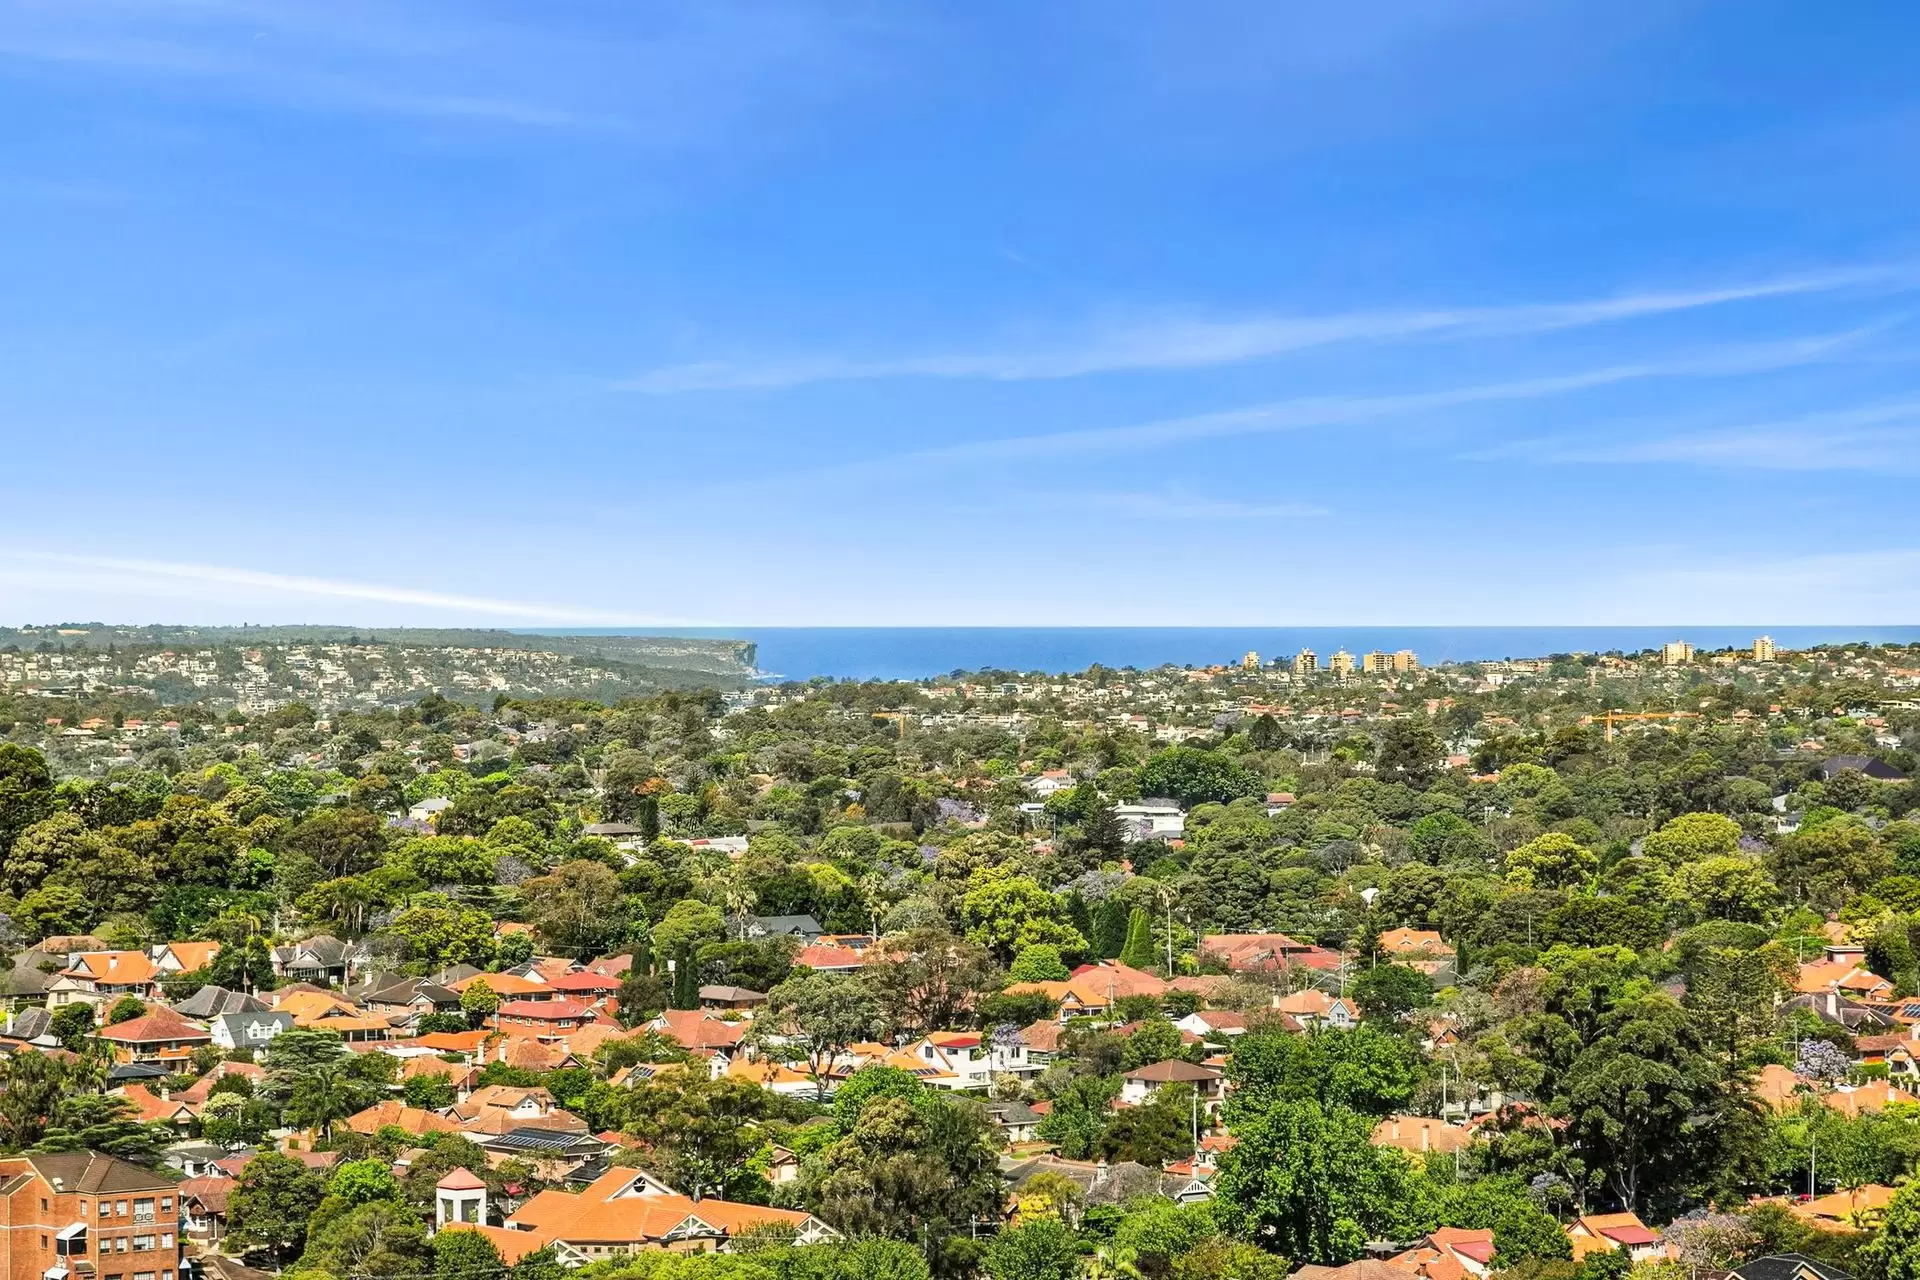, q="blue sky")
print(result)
[5,1,1920,627]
